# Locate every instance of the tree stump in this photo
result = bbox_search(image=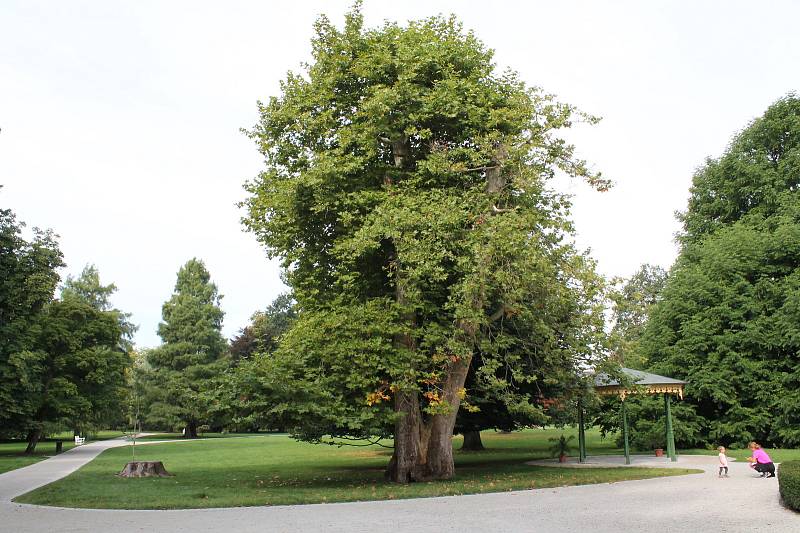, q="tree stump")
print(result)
[118,461,172,478]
